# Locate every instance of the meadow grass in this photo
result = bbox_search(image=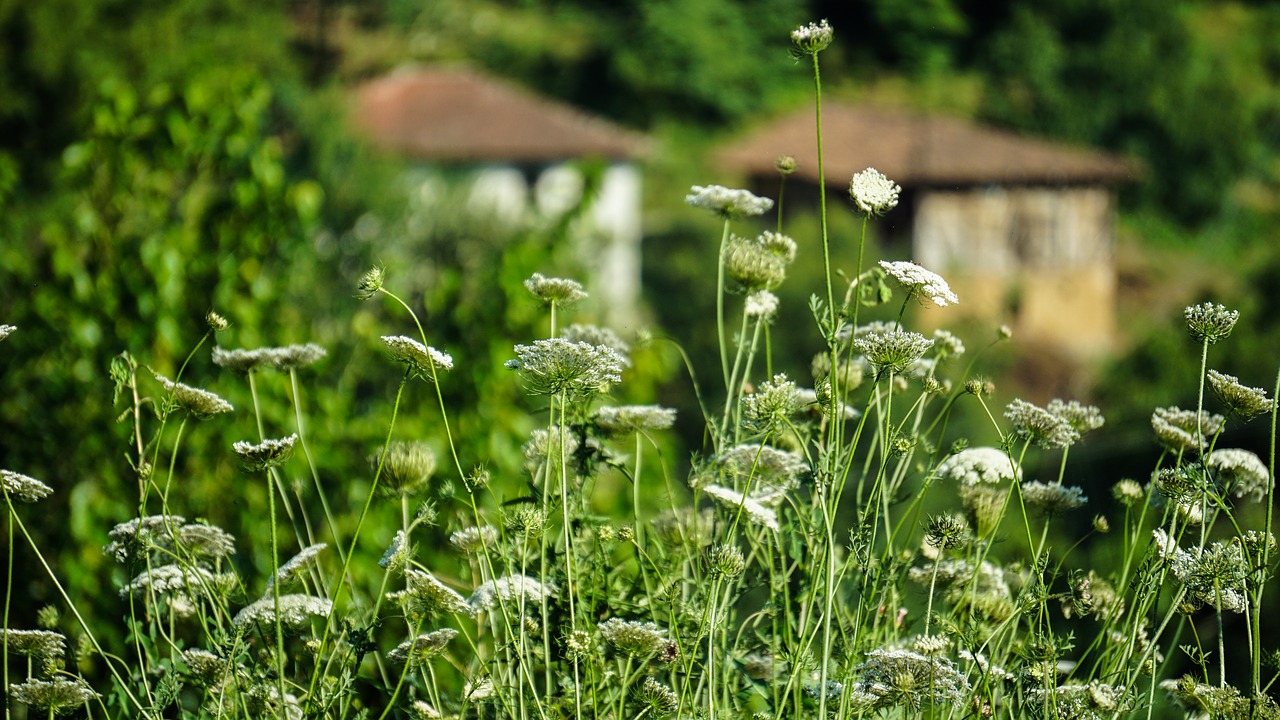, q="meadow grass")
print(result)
[4,19,1280,720]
